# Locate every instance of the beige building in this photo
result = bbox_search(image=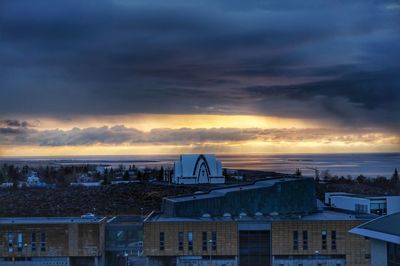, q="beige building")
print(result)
[144,177,375,266]
[0,216,106,266]
[144,212,371,266]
